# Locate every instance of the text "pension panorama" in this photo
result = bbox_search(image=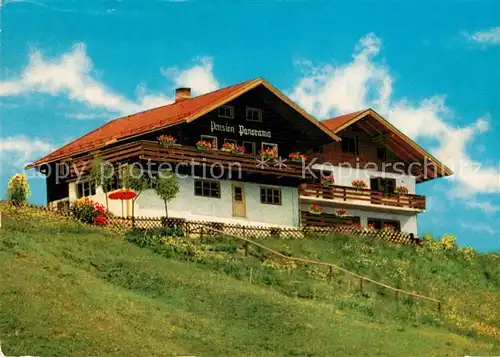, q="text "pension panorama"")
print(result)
[210,121,272,138]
